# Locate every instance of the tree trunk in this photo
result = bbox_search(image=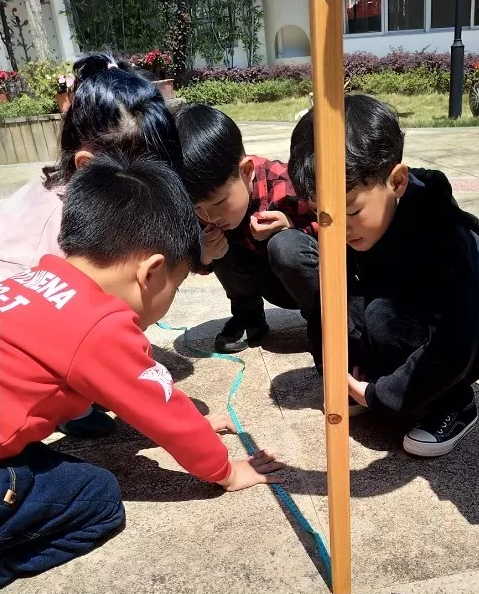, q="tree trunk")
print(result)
[24,0,54,61]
